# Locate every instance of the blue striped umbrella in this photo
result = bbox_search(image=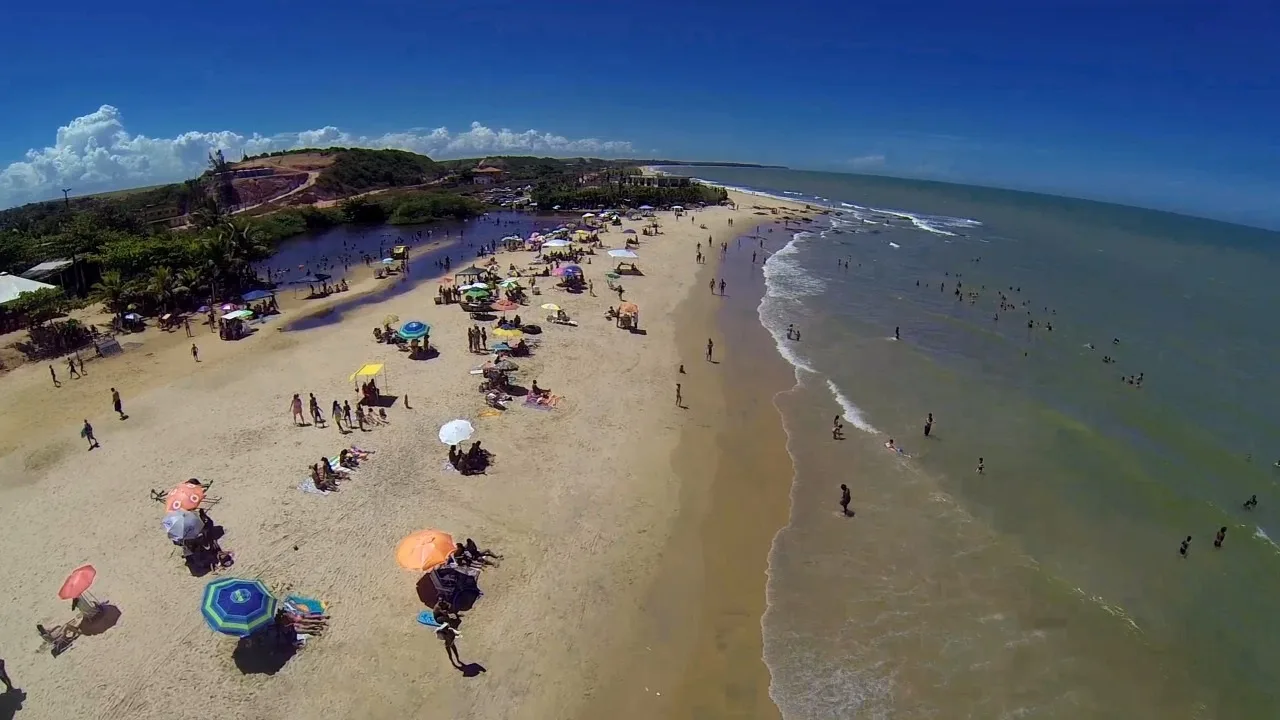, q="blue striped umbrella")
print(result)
[201,578,277,637]
[397,321,430,340]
